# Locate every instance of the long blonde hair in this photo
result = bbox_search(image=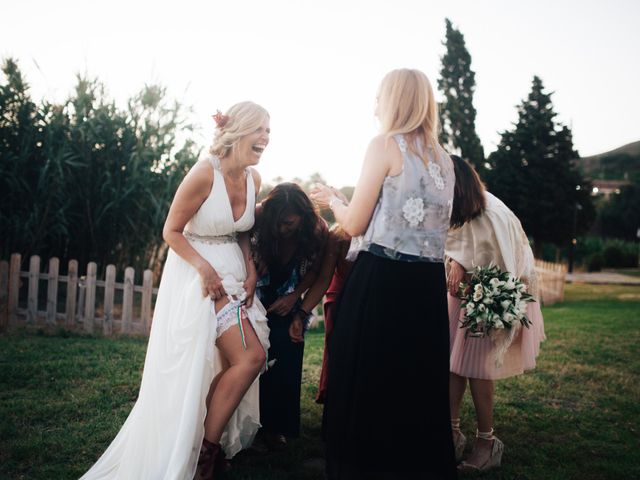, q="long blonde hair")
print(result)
[209,101,270,158]
[376,69,444,164]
